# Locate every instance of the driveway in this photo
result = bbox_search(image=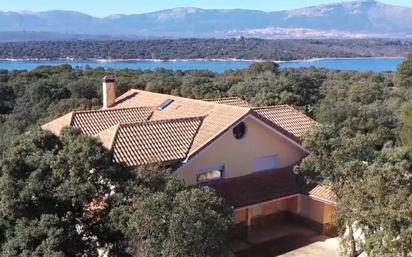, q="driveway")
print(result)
[278,236,339,257]
[234,221,339,257]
